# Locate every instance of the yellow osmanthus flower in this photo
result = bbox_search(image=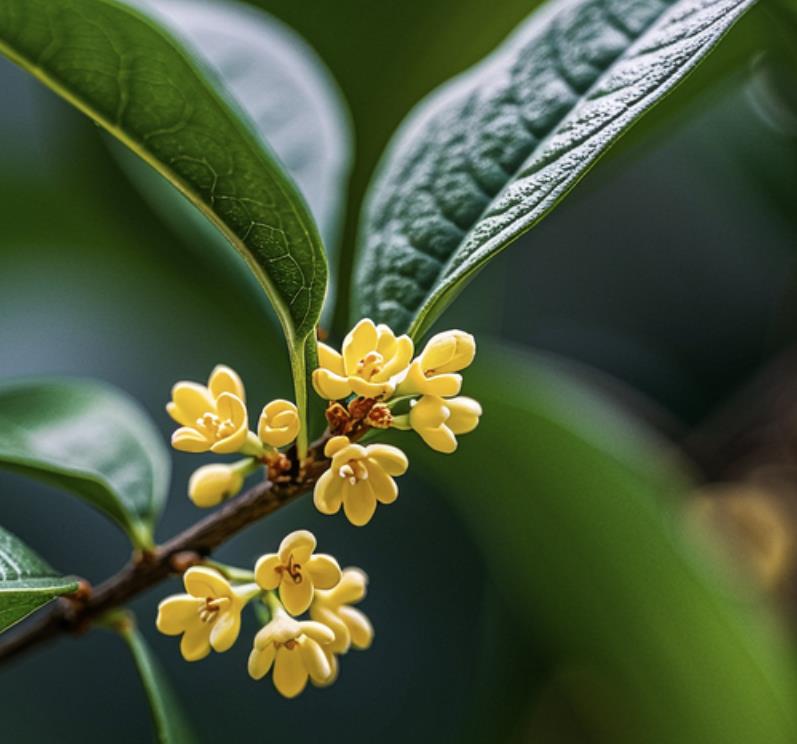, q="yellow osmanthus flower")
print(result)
[314,436,408,526]
[258,399,300,448]
[167,365,250,454]
[254,530,342,616]
[156,566,257,661]
[187,459,257,508]
[248,607,336,698]
[398,330,476,397]
[310,568,373,654]
[312,318,413,401]
[408,395,482,453]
